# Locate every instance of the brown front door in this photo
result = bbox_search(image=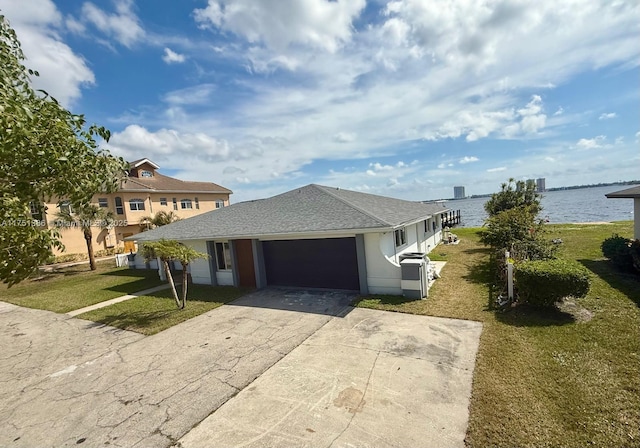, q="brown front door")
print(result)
[123,233,136,253]
[235,239,256,288]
